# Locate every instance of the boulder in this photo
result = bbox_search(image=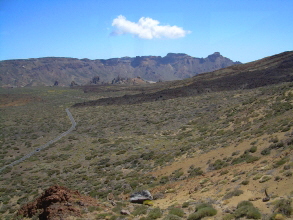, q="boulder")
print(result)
[130,190,153,203]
